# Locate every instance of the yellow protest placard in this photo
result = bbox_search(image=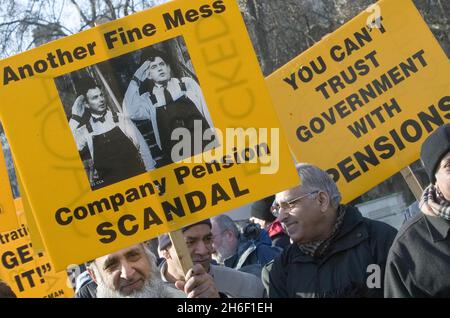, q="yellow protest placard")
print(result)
[17,176,46,255]
[0,143,19,232]
[0,202,74,298]
[267,0,450,203]
[0,0,298,270]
